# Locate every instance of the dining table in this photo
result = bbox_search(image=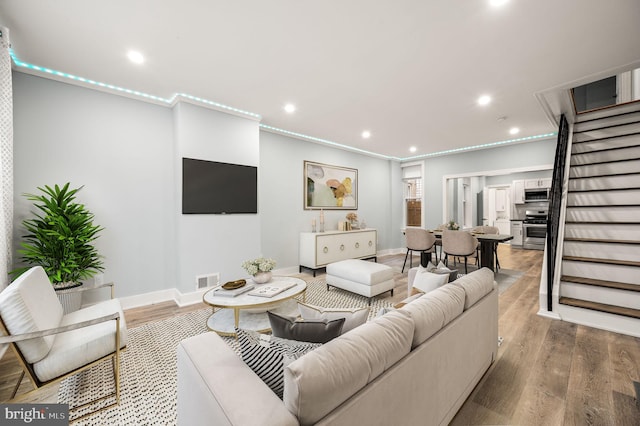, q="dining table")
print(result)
[431,230,514,272]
